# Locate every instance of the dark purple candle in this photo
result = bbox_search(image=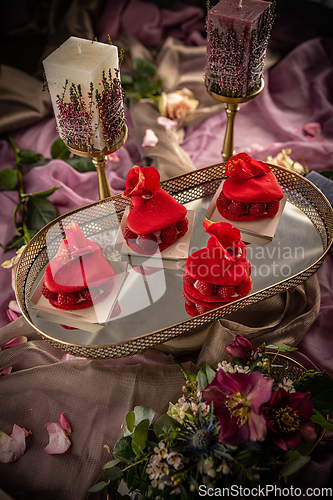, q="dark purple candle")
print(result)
[205,0,275,98]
